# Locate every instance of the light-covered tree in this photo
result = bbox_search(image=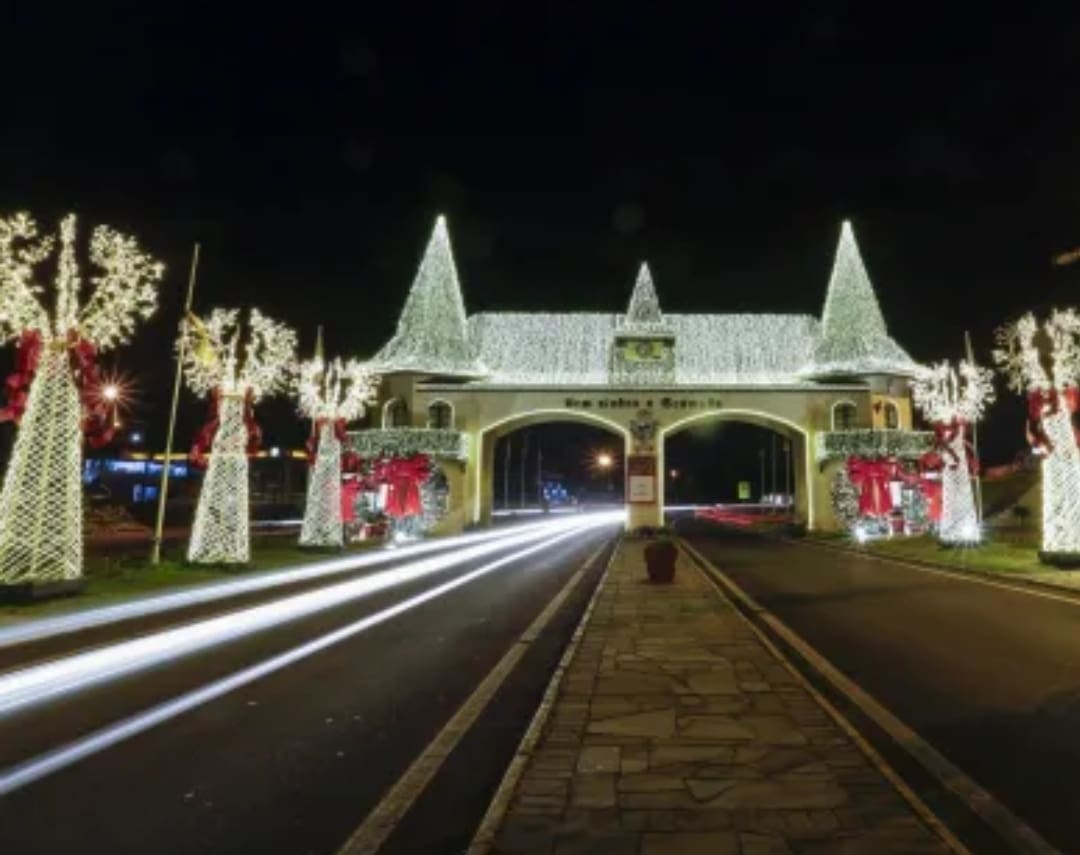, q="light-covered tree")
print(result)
[0,213,163,587]
[912,359,994,545]
[182,308,296,564]
[995,310,1080,559]
[297,348,378,547]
